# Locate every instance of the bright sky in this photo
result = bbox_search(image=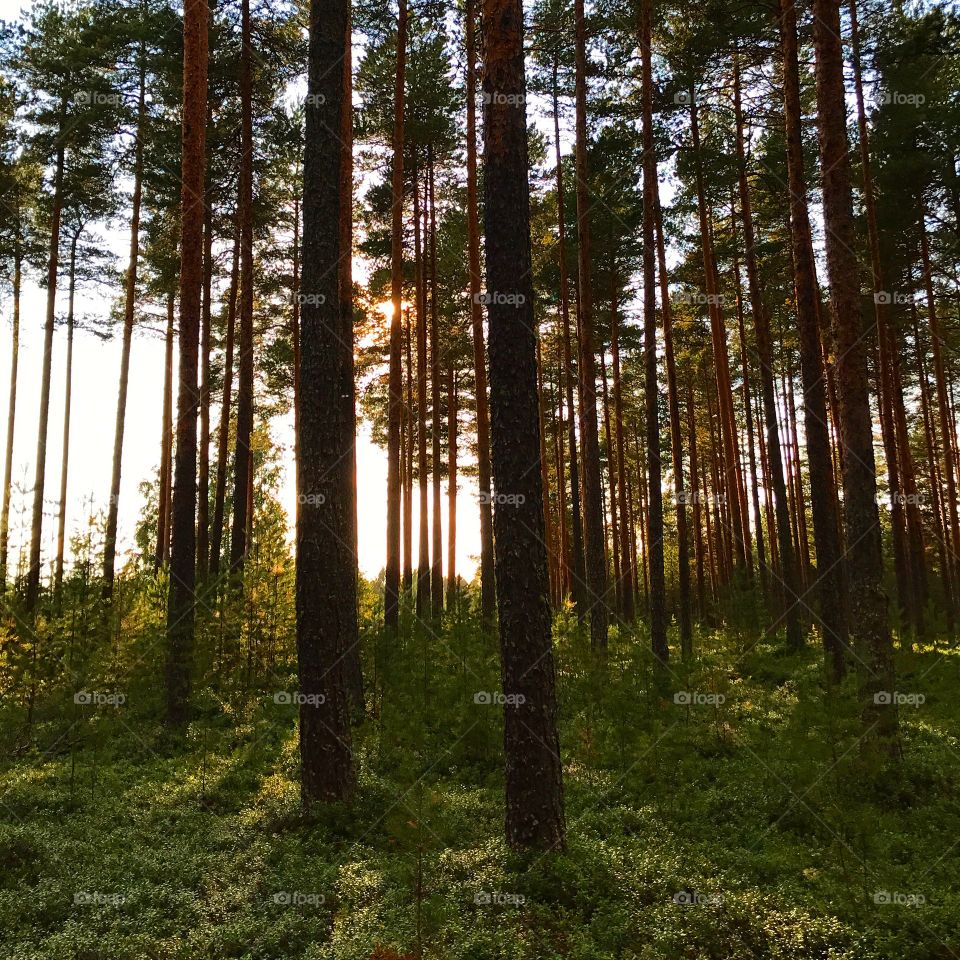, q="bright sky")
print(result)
[0,1,483,584]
